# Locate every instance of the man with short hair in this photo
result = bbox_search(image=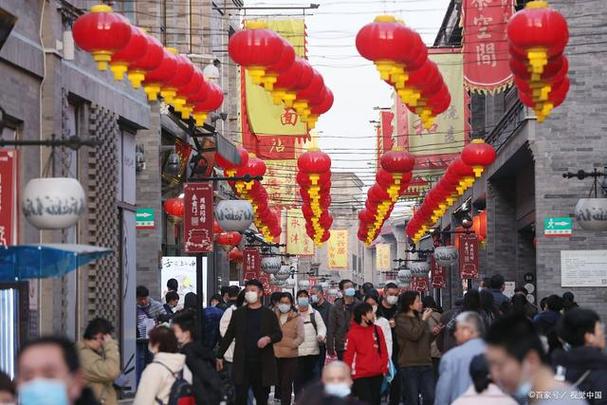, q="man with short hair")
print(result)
[167,278,178,293]
[311,285,333,376]
[485,314,587,405]
[78,318,120,405]
[217,279,283,405]
[217,285,231,311]
[17,336,100,405]
[135,285,164,384]
[377,282,402,405]
[327,279,360,361]
[163,291,179,319]
[553,308,607,404]
[489,274,509,308]
[434,311,486,405]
